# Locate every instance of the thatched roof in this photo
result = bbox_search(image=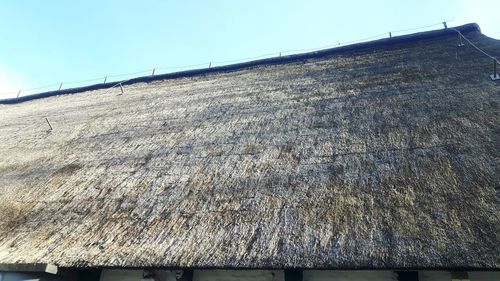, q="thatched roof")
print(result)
[0,23,499,269]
